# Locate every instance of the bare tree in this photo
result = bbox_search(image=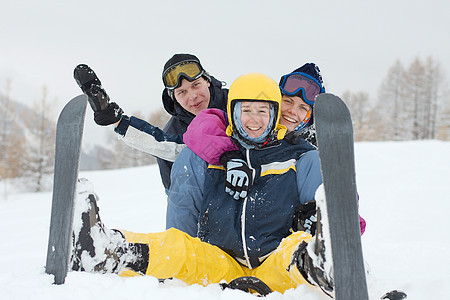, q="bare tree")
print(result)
[0,79,29,198]
[436,91,450,140]
[0,118,28,197]
[377,60,408,140]
[374,56,448,141]
[342,90,371,141]
[22,86,56,192]
[405,57,428,139]
[423,57,445,139]
[0,79,15,179]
